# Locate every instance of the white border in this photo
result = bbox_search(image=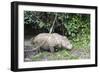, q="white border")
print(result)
[18,5,95,68]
